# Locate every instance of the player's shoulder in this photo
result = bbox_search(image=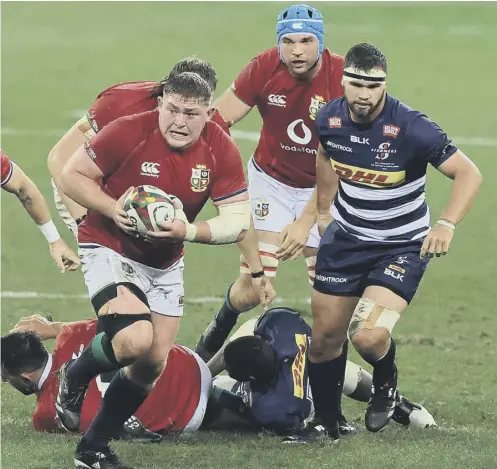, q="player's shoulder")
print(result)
[322,48,345,68]
[386,95,441,139]
[95,81,157,99]
[316,96,346,130]
[55,320,97,350]
[248,46,283,77]
[201,120,237,152]
[103,109,158,138]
